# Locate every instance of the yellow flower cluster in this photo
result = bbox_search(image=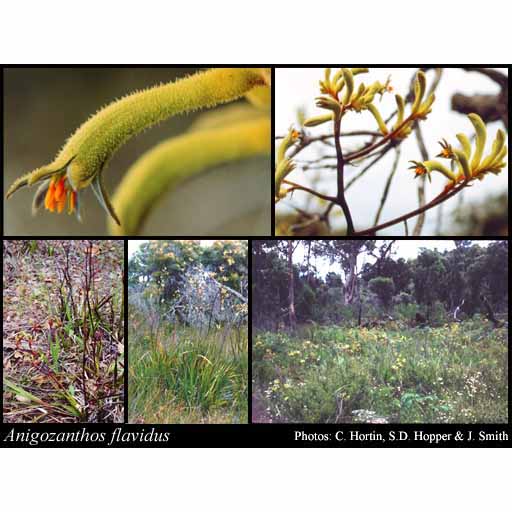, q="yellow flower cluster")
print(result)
[391,354,406,371]
[274,127,300,202]
[409,113,507,191]
[303,69,435,139]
